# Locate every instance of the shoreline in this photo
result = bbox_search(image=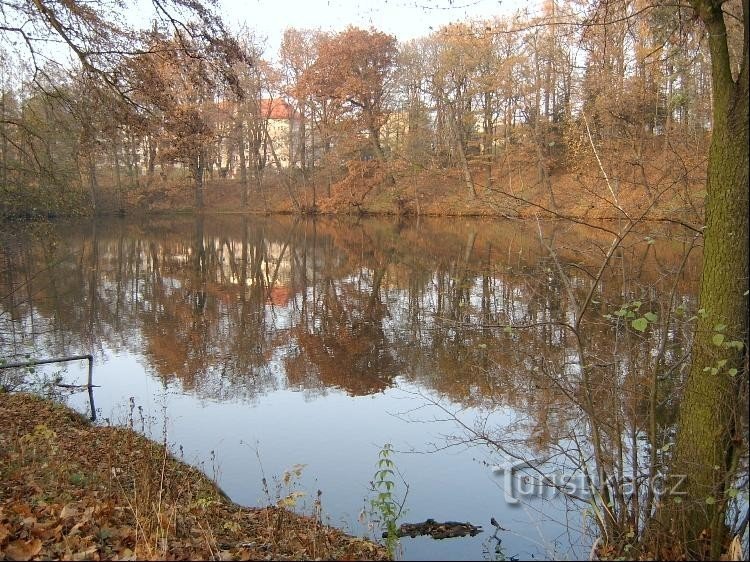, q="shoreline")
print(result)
[0,392,388,561]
